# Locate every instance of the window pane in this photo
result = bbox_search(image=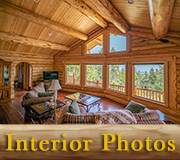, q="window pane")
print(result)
[87,34,103,54]
[86,65,103,87]
[109,33,126,52]
[66,65,80,85]
[134,64,164,102]
[109,64,126,93]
